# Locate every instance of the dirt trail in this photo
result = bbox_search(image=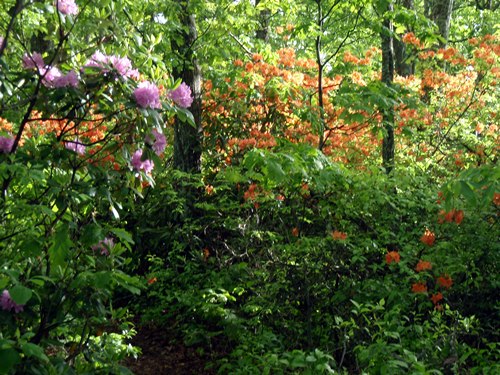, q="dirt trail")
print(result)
[124,325,216,375]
